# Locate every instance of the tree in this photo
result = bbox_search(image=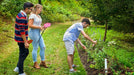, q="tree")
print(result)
[39,0,41,4]
[87,0,134,41]
[88,0,112,41]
